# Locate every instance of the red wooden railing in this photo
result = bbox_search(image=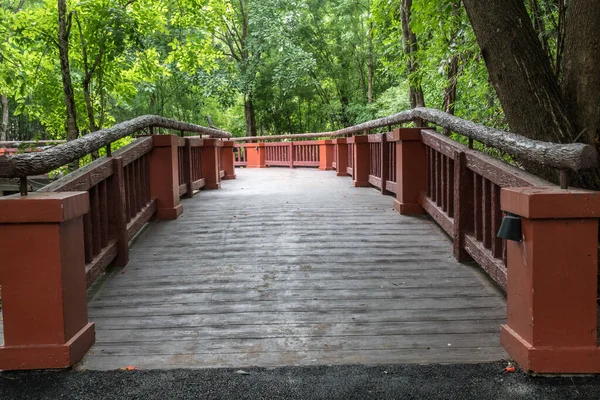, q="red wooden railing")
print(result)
[39,135,233,287]
[234,144,247,166]
[347,142,354,176]
[418,130,549,289]
[40,137,157,286]
[293,141,320,167]
[236,141,321,168]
